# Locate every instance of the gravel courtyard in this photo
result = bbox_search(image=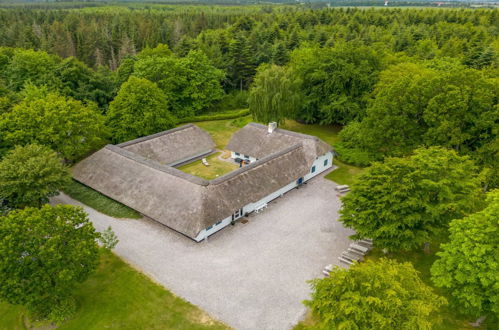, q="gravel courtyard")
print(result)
[53,174,354,330]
